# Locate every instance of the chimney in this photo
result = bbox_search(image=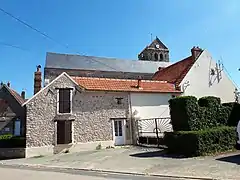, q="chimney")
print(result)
[191,46,203,60]
[21,91,25,100]
[7,81,10,87]
[34,65,42,95]
[137,76,142,88]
